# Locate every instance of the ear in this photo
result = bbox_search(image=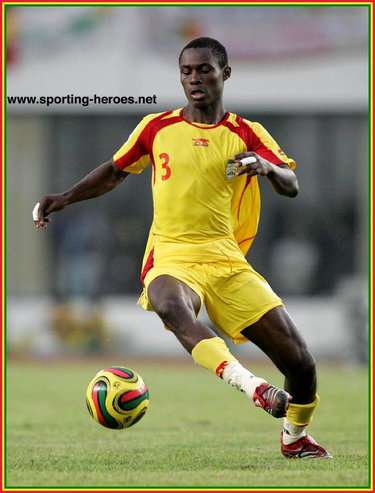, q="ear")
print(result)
[223,65,231,81]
